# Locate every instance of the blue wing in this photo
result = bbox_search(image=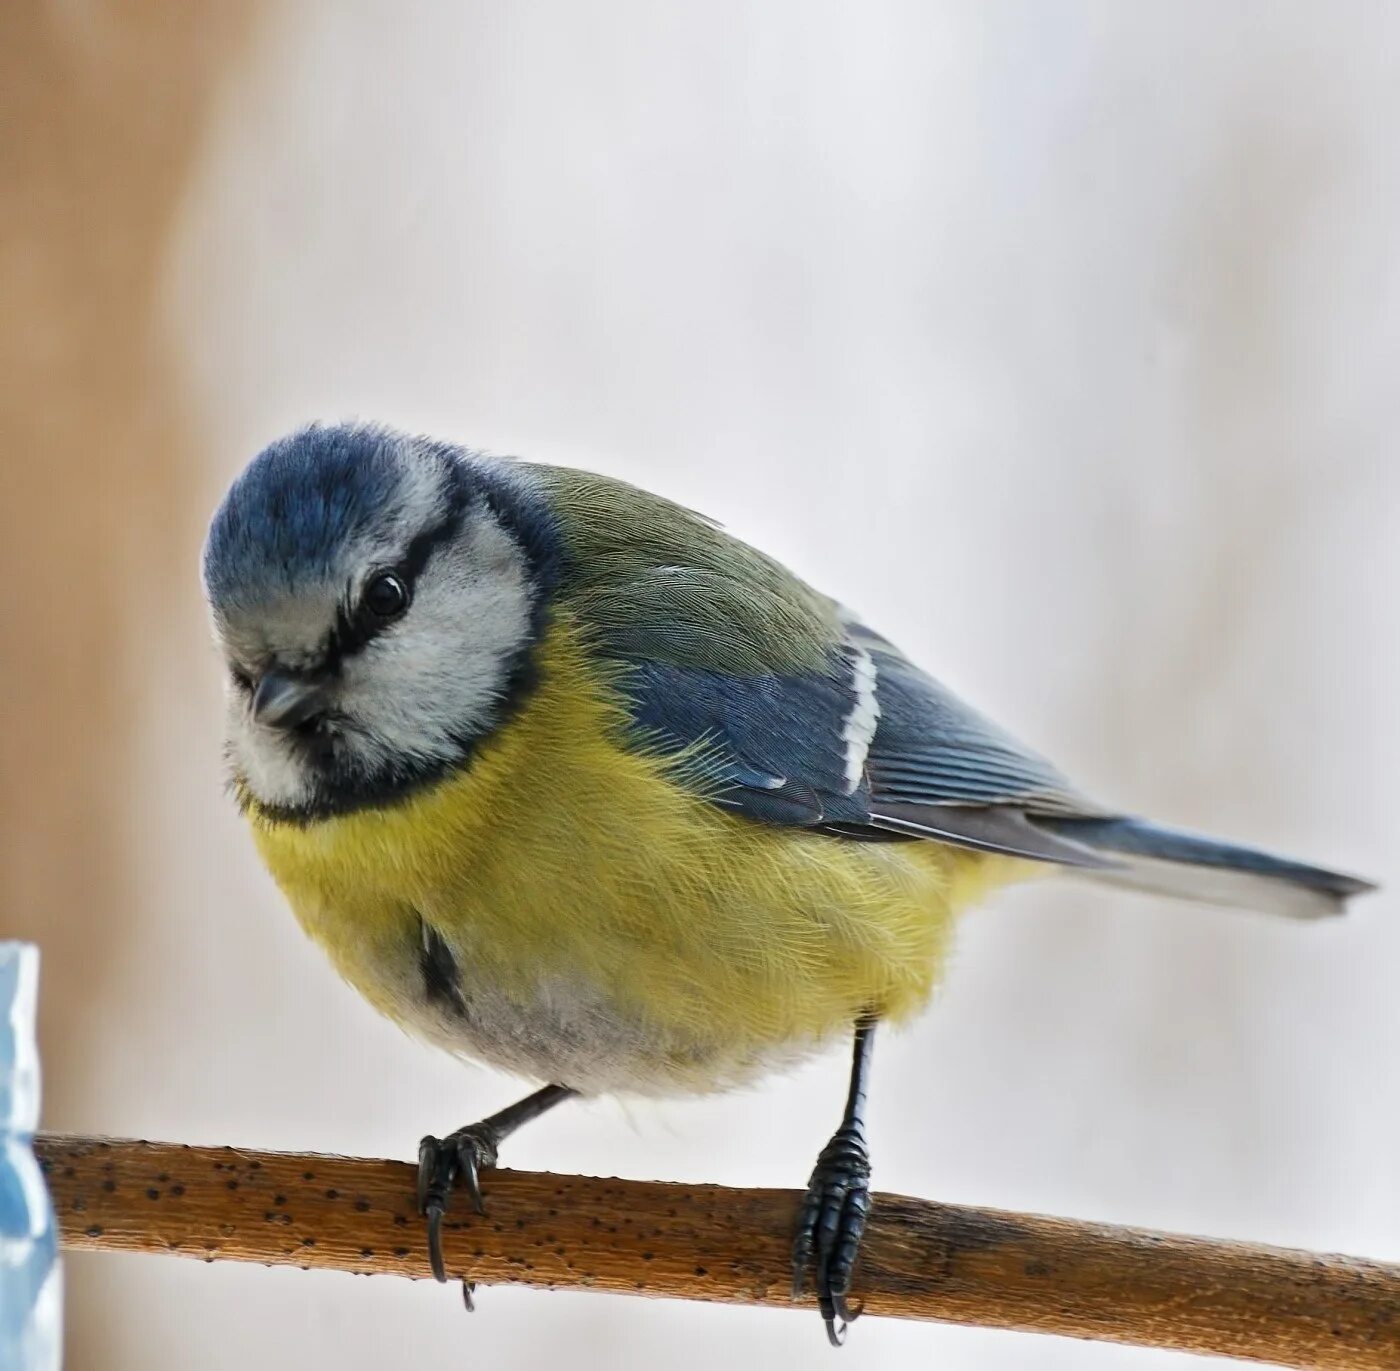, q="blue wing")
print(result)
[548,469,1372,910]
[621,647,871,827]
[613,616,1115,868]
